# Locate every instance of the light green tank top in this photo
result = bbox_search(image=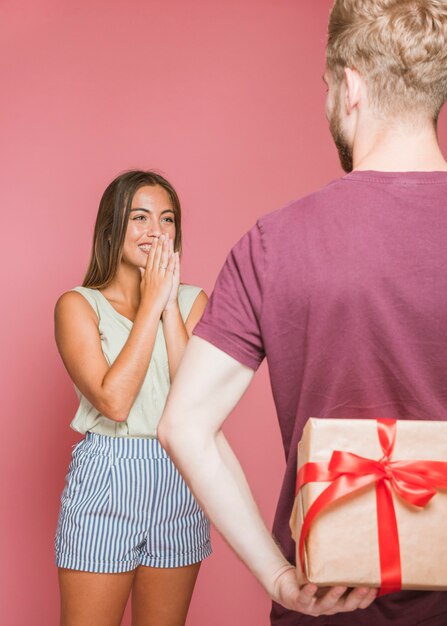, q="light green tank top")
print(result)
[70,284,202,438]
